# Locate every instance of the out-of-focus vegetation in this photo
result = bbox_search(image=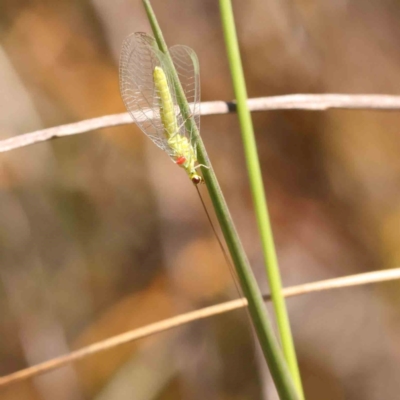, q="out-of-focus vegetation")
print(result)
[0,1,400,399]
